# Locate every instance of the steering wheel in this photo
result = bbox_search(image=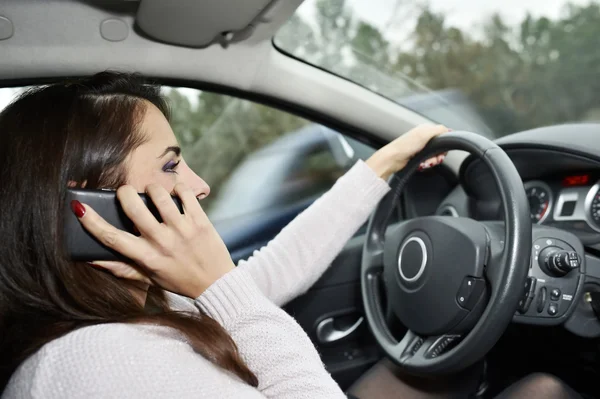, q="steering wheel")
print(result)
[361,131,531,375]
